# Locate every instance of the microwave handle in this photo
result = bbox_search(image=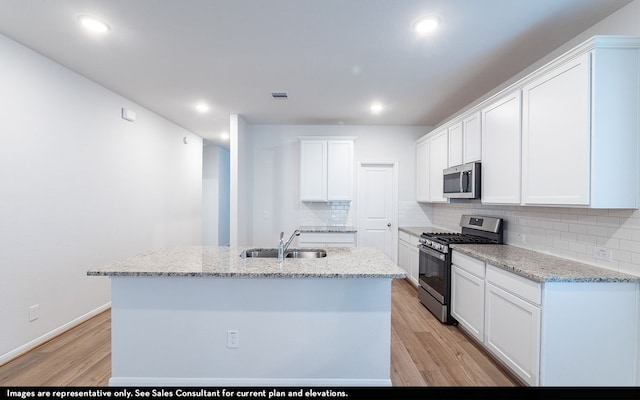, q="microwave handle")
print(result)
[460,172,464,193]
